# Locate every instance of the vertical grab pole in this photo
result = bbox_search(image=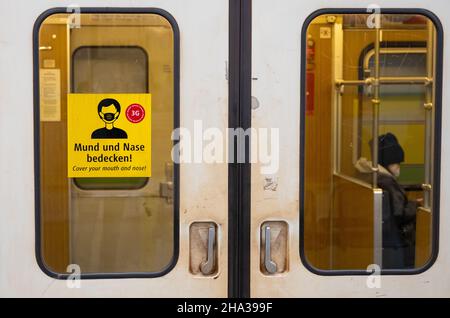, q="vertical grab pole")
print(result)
[372,19,383,267]
[423,20,434,209]
[332,17,344,174]
[331,17,344,267]
[373,189,383,267]
[372,26,381,187]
